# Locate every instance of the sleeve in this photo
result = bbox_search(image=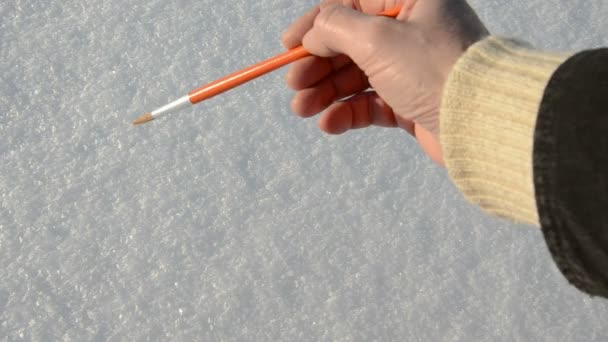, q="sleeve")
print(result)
[439,36,571,225]
[439,36,608,298]
[534,49,608,297]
